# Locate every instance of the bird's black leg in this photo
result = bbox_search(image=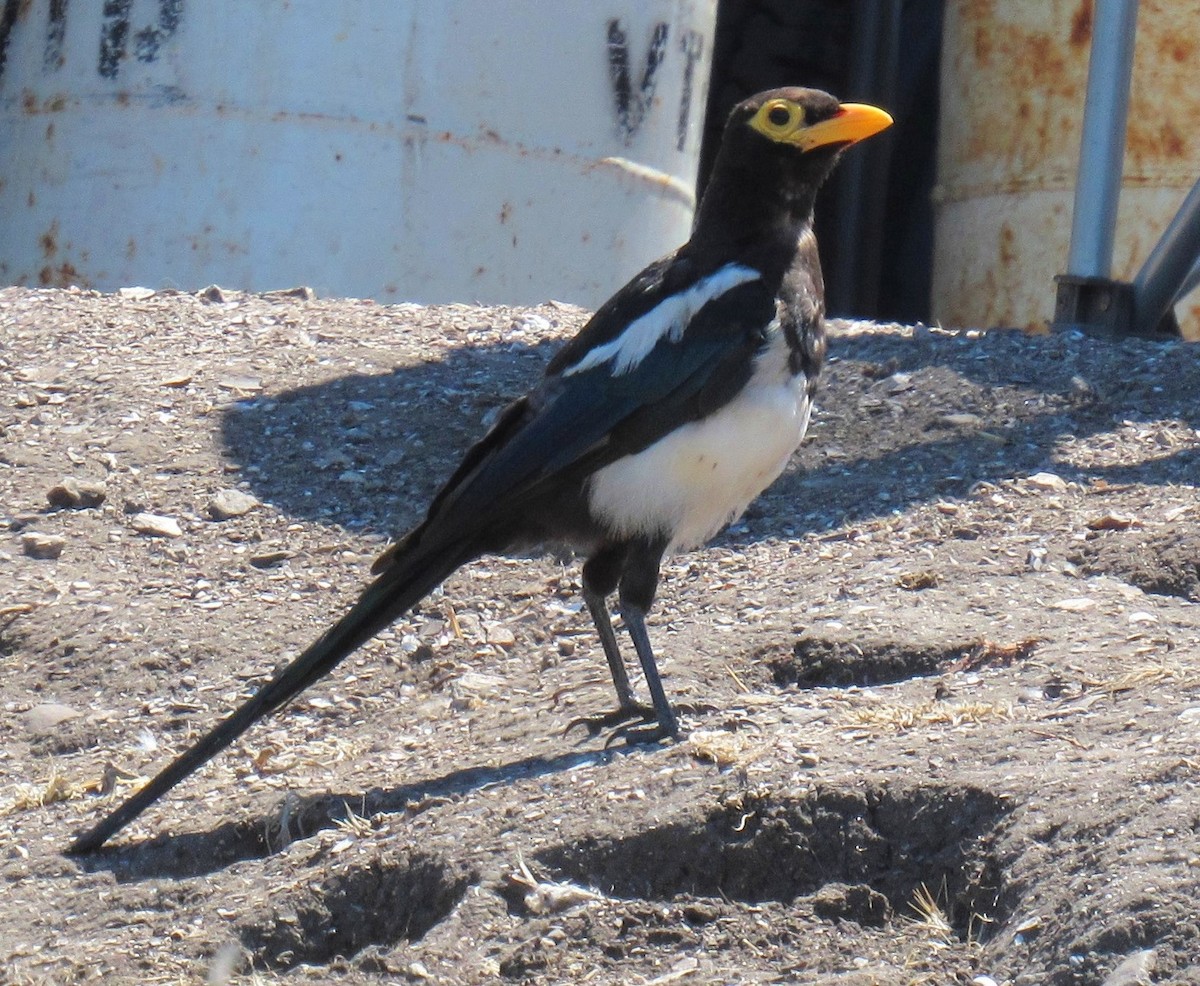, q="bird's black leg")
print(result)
[620,605,679,742]
[613,537,679,744]
[566,544,657,737]
[583,588,636,708]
